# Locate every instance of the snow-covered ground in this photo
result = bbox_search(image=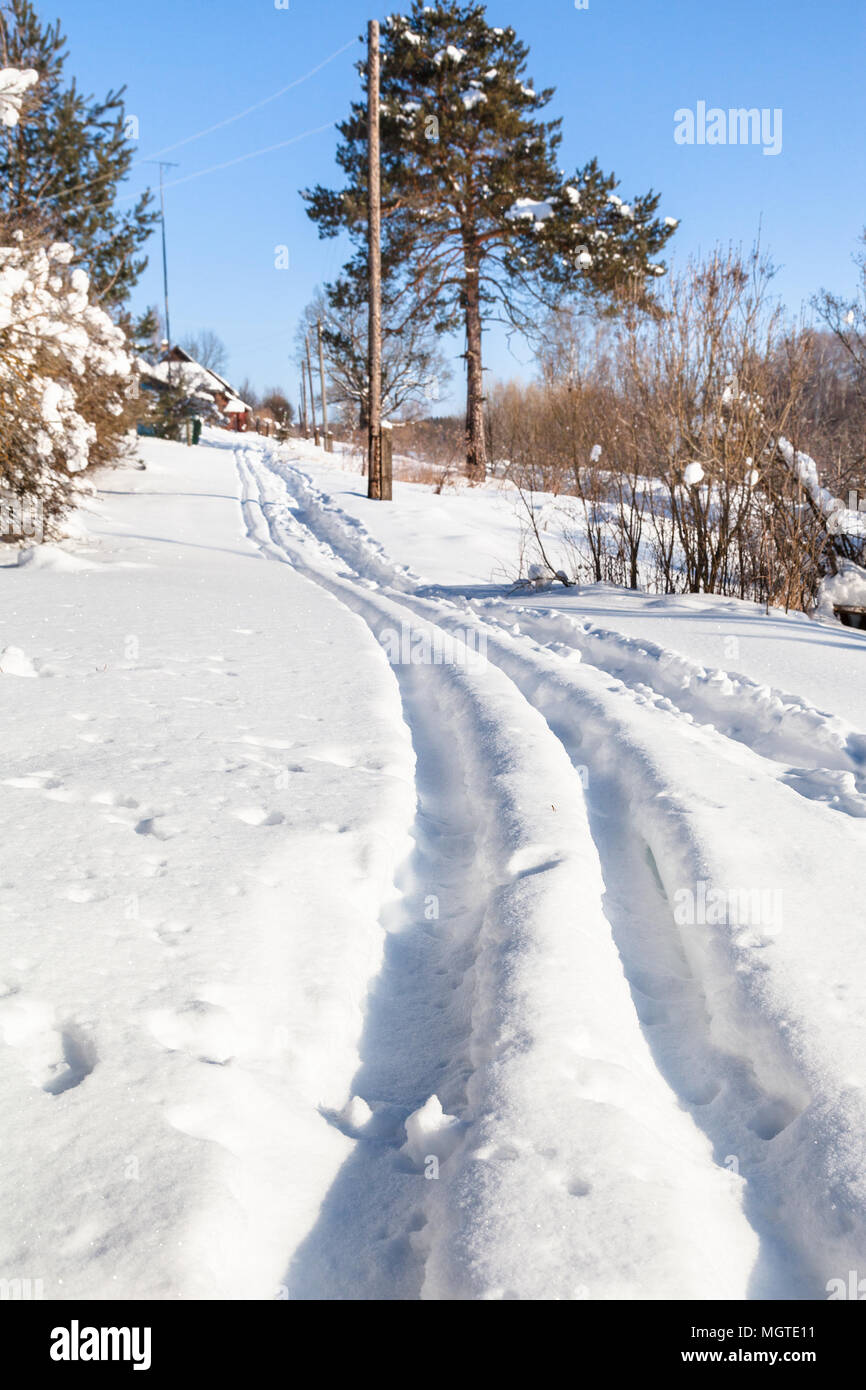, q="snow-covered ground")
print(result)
[0,434,415,1298]
[288,440,866,727]
[1,428,864,1300]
